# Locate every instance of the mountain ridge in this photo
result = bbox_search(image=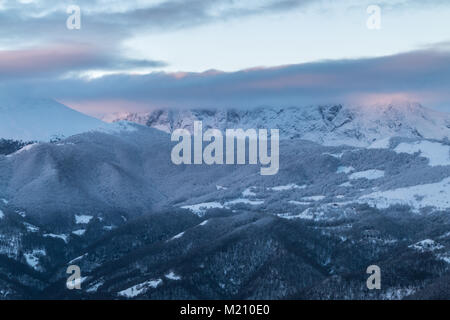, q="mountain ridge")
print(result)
[104,102,450,147]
